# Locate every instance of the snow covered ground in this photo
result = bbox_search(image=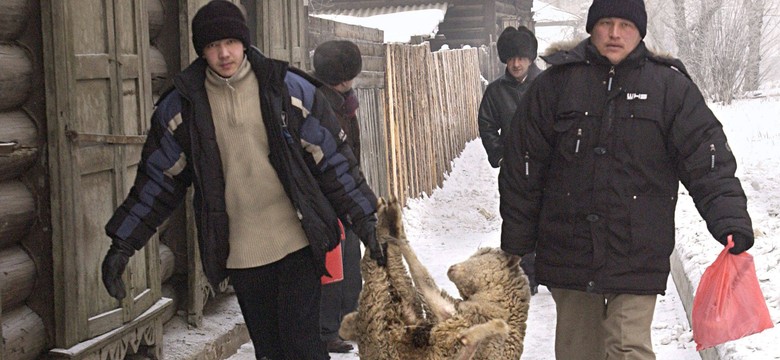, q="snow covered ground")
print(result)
[227,93,780,359]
